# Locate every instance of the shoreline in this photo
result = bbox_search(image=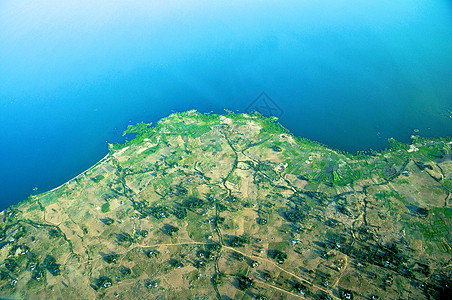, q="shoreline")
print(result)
[1,152,113,214]
[46,152,110,194]
[31,152,111,200]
